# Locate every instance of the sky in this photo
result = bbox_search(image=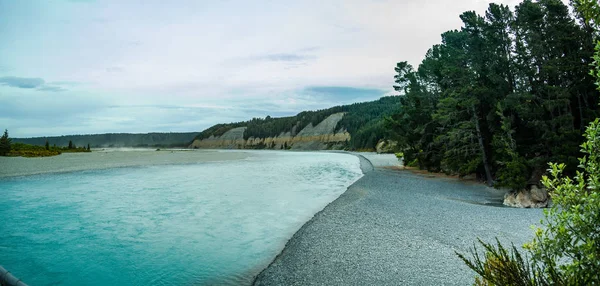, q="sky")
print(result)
[0,0,527,137]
